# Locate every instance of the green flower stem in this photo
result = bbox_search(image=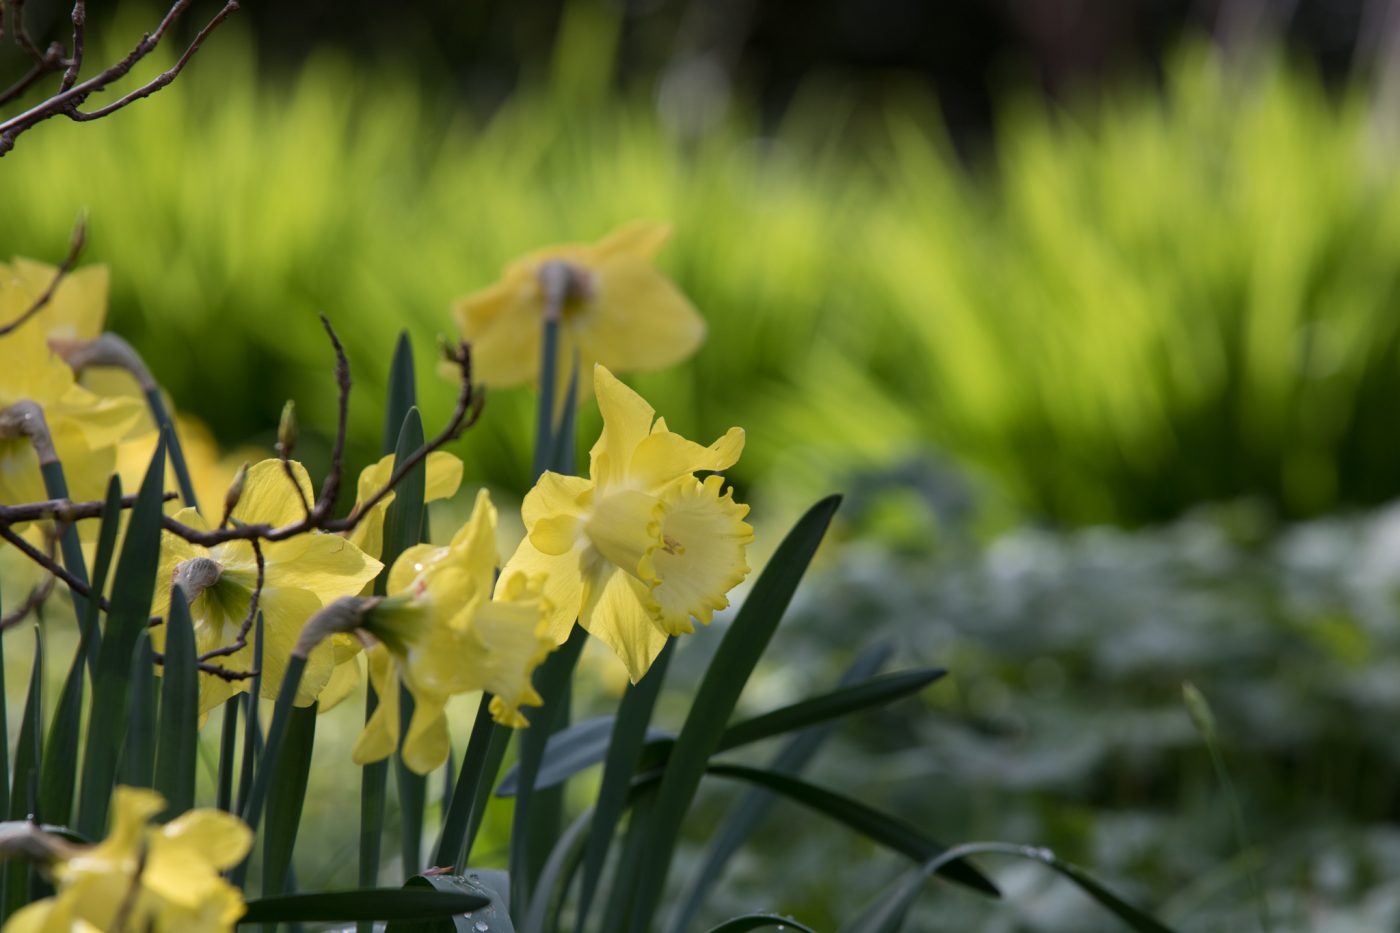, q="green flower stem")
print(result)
[216,695,240,812]
[532,314,561,481]
[357,685,388,933]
